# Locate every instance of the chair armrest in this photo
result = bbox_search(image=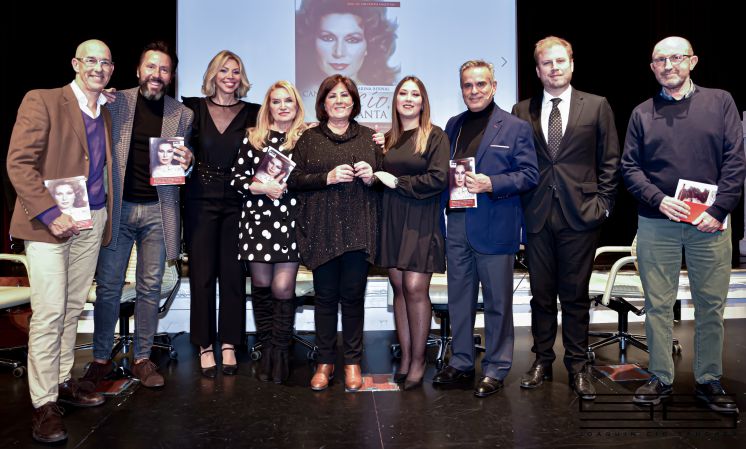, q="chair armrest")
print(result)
[0,254,30,278]
[593,246,632,262]
[600,255,638,306]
